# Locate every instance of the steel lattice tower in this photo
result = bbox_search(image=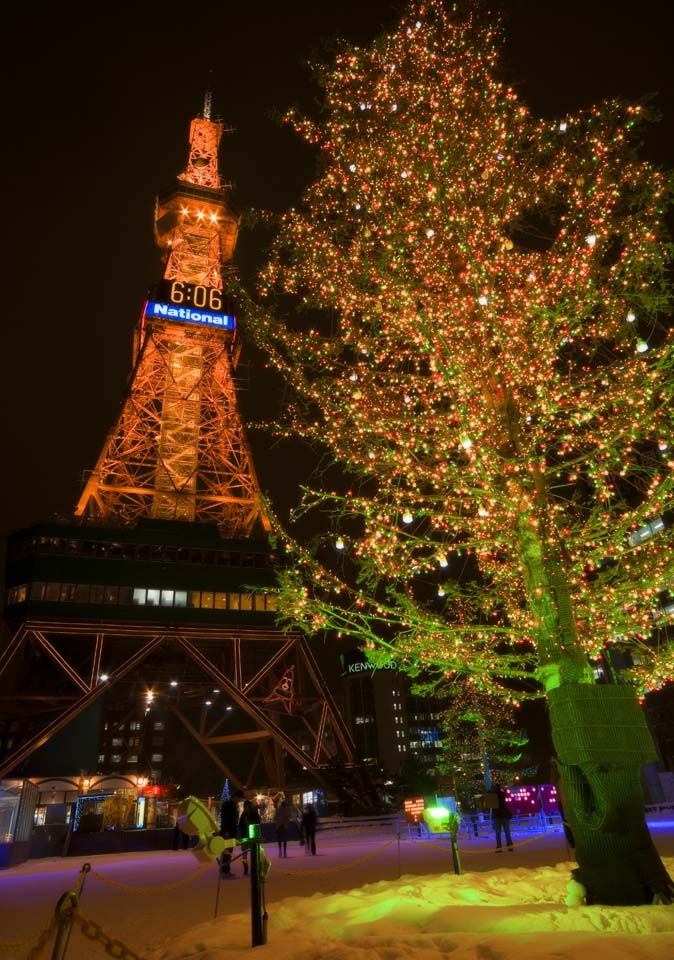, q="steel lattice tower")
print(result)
[76,97,269,536]
[0,100,358,799]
